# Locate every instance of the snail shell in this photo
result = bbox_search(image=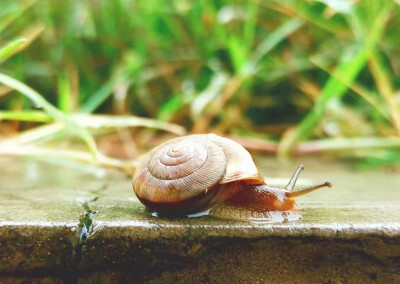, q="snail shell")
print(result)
[132,133,332,220]
[132,134,263,214]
